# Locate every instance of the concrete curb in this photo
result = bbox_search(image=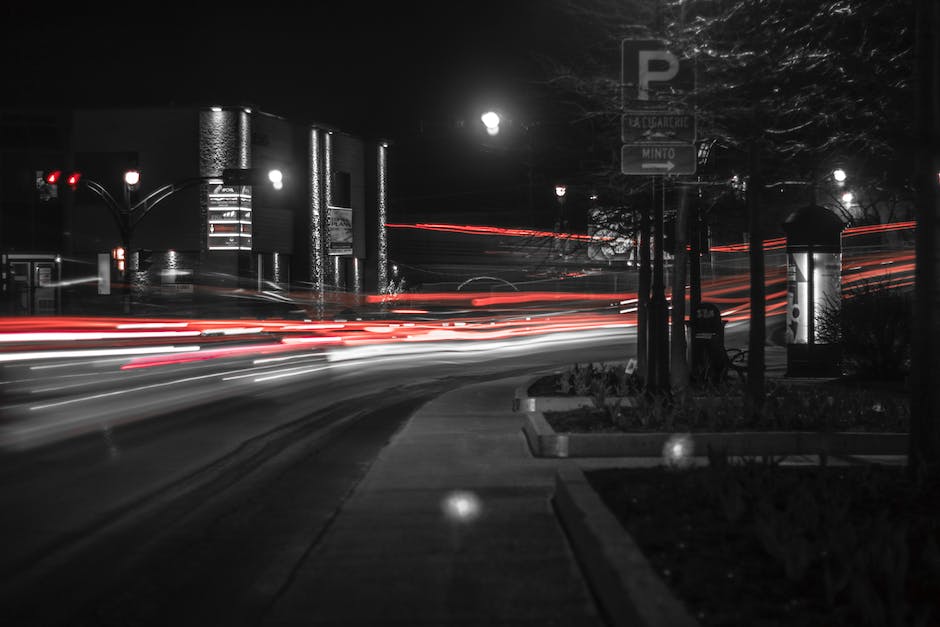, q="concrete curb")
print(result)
[523,411,908,458]
[553,465,699,627]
